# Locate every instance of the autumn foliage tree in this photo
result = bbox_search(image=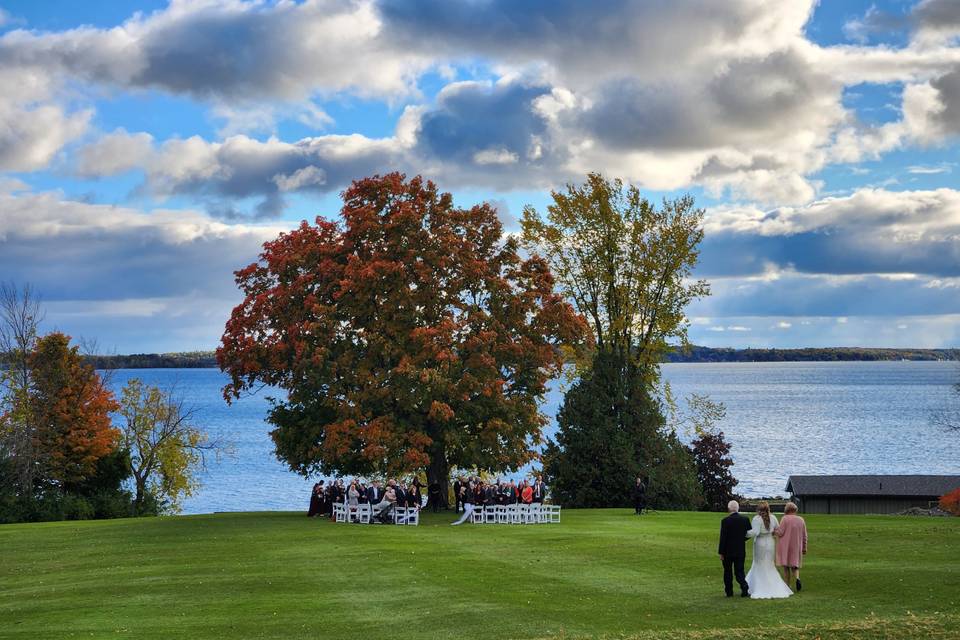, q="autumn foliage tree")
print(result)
[28,332,121,488]
[940,488,960,516]
[691,430,739,511]
[218,173,587,501]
